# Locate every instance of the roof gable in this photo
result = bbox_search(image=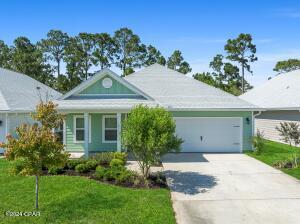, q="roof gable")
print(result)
[78,75,136,95]
[59,69,153,100]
